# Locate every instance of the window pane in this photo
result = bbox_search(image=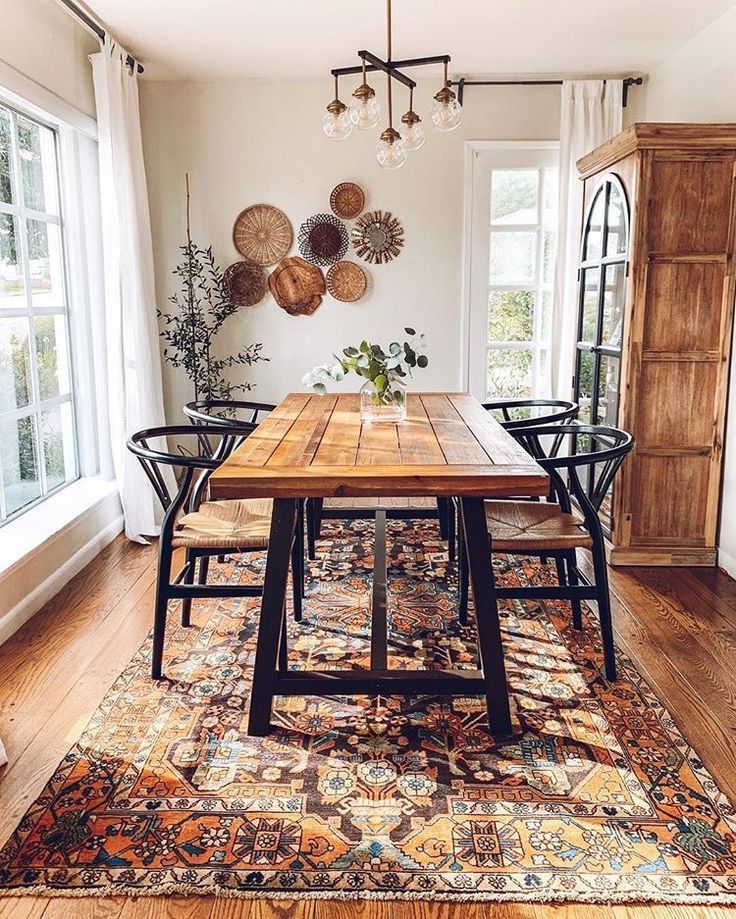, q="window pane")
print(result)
[1,413,40,516]
[17,115,58,215]
[597,353,621,426]
[487,348,533,399]
[606,183,627,256]
[488,290,534,342]
[540,289,552,340]
[490,231,536,285]
[0,213,24,308]
[491,169,538,225]
[34,314,71,399]
[601,262,626,348]
[580,268,599,342]
[576,350,594,423]
[543,230,556,284]
[542,168,558,225]
[583,188,605,262]
[0,107,12,205]
[27,219,64,308]
[0,317,32,412]
[41,402,75,491]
